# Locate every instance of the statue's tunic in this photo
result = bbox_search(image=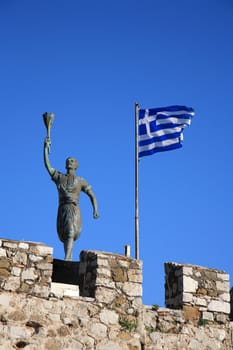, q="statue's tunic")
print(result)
[52,171,91,243]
